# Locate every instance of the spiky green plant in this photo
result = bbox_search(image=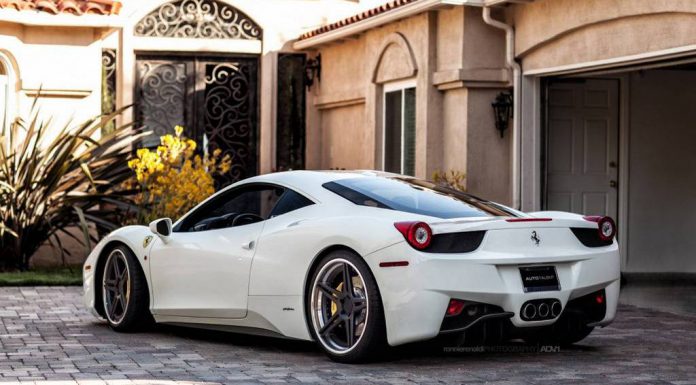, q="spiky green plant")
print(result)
[0,101,145,270]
